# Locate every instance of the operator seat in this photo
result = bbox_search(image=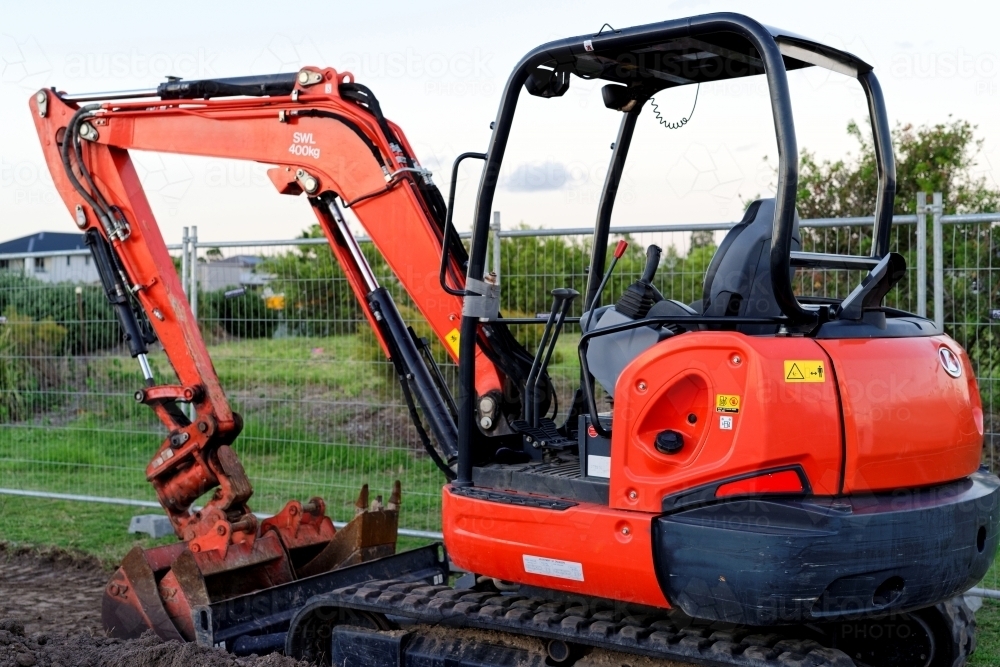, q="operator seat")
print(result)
[702,197,800,333]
